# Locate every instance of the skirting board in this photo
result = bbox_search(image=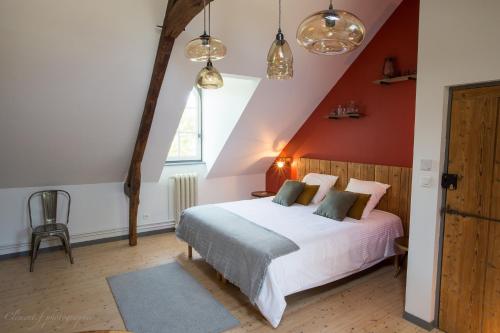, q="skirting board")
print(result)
[403,311,435,331]
[0,220,175,257]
